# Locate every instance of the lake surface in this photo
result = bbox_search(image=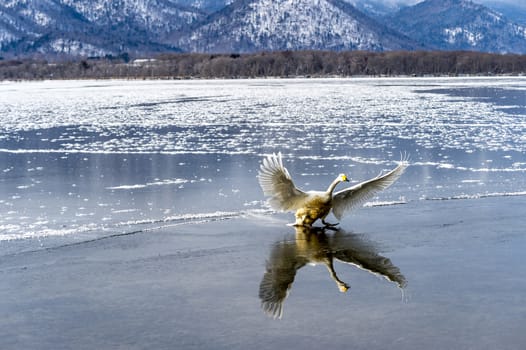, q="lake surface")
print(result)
[0,77,525,349]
